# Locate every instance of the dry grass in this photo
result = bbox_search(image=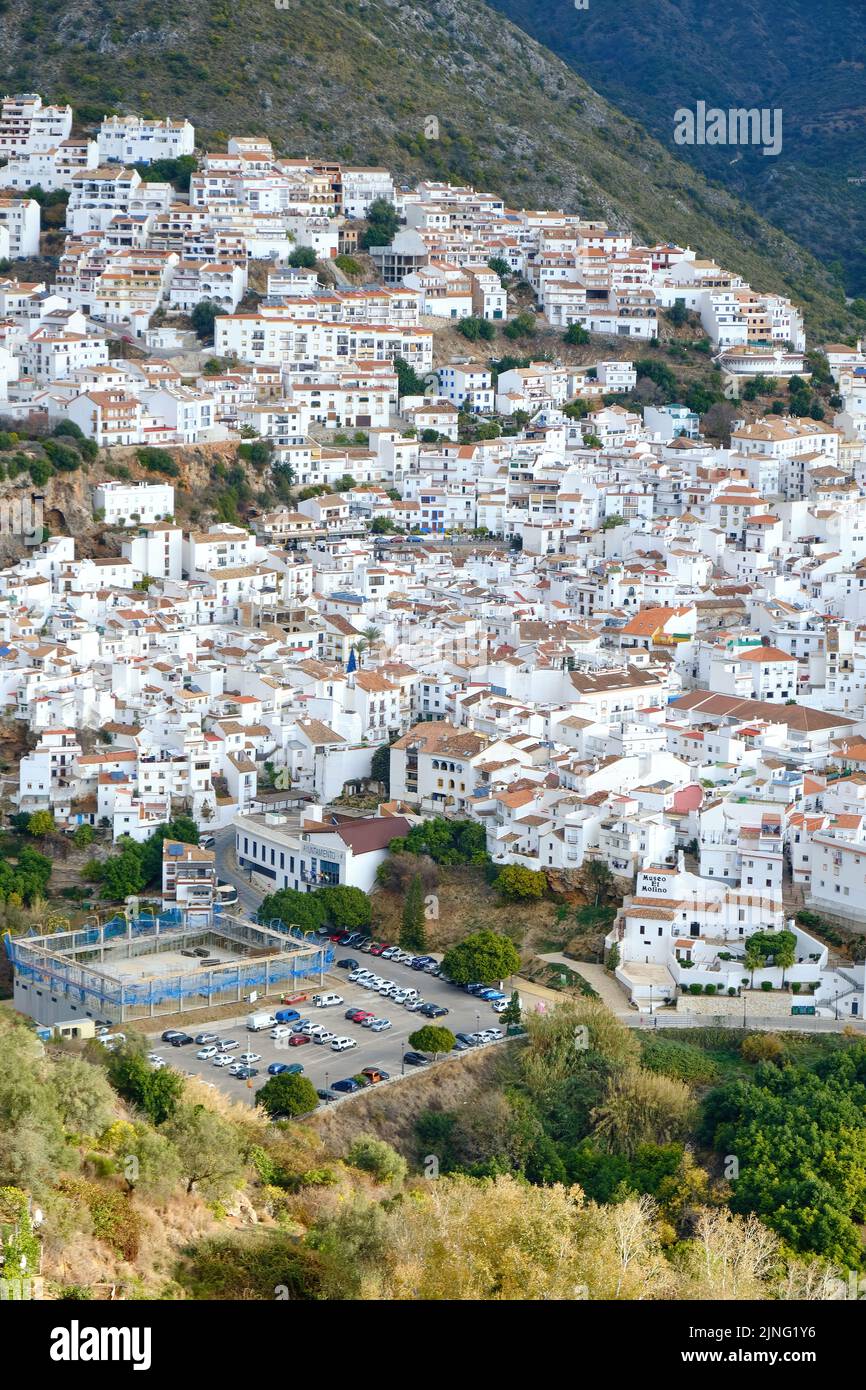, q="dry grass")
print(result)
[306,1042,517,1159]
